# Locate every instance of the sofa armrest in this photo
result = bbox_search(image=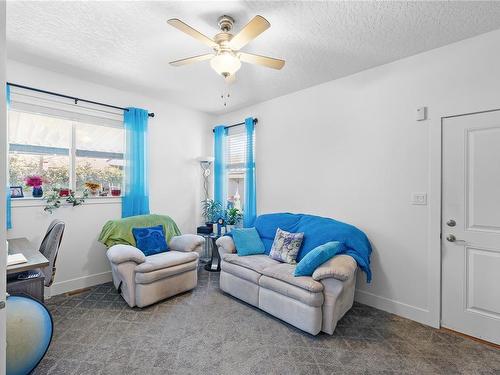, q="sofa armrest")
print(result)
[312,255,357,282]
[169,234,204,253]
[216,236,236,256]
[107,244,146,265]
